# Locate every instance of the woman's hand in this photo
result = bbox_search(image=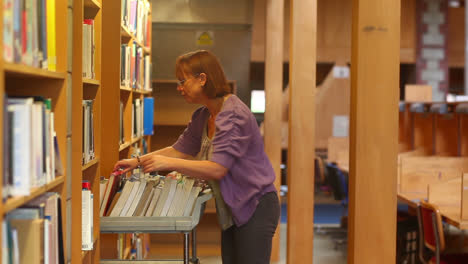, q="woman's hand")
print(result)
[113,158,138,174]
[139,154,172,173]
